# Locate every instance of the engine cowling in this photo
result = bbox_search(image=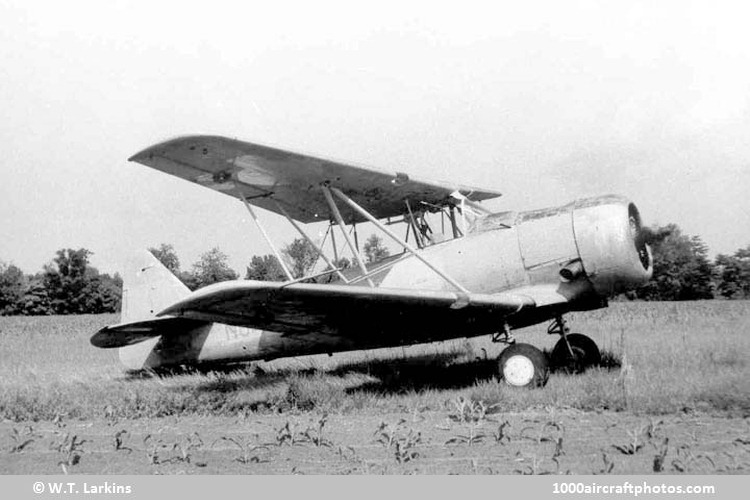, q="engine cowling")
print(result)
[572,195,653,296]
